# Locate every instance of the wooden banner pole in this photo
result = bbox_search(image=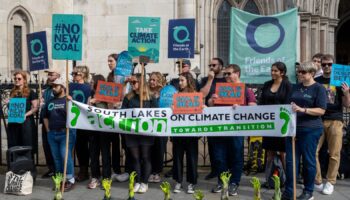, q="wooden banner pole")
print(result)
[140,62,145,108]
[292,136,297,200]
[179,58,183,74]
[61,60,70,195]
